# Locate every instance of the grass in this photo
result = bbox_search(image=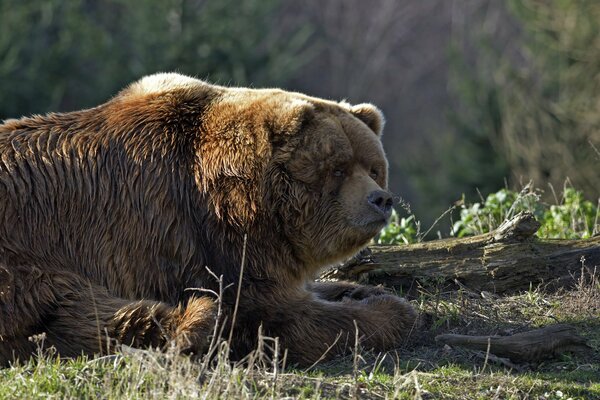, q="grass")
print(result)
[1,270,598,399]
